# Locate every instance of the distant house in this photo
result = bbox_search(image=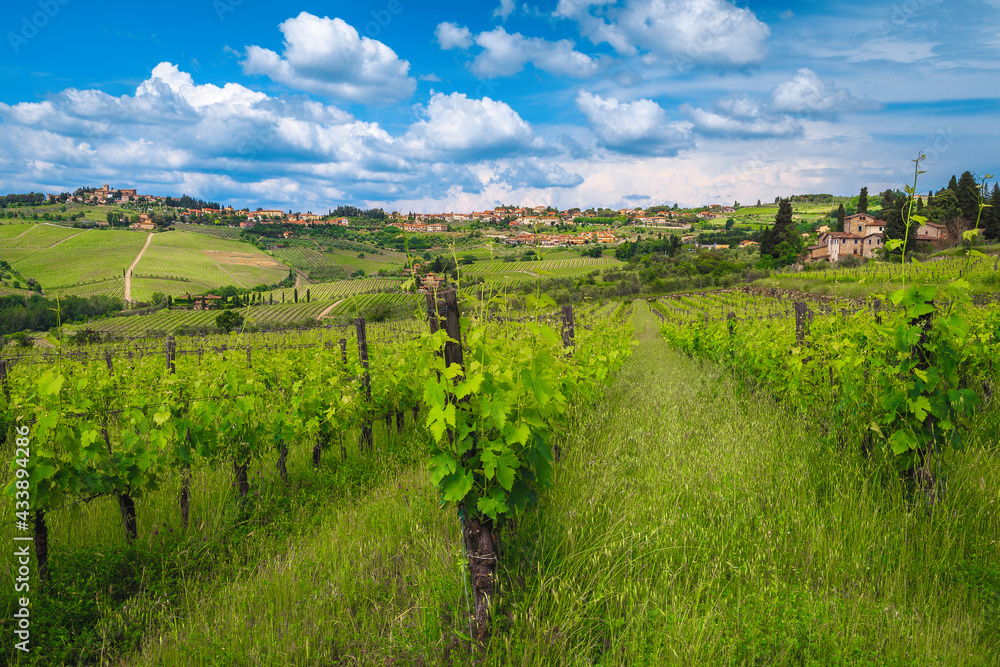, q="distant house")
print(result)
[805,243,830,262]
[182,293,223,310]
[916,222,947,242]
[130,213,155,231]
[806,214,888,262]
